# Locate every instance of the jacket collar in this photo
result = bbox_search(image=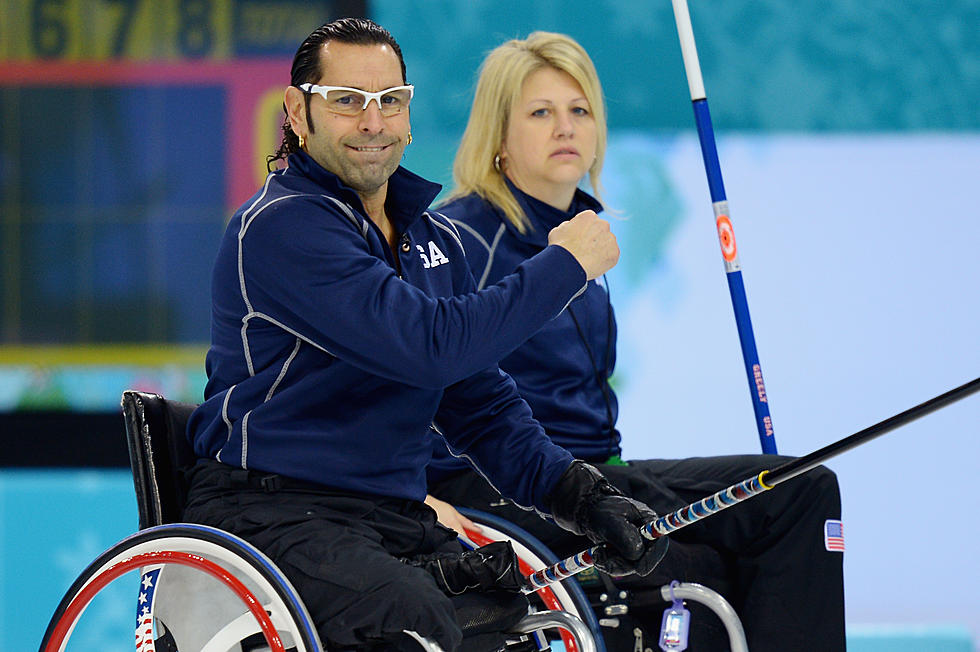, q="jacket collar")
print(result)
[287,150,442,230]
[503,178,604,247]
